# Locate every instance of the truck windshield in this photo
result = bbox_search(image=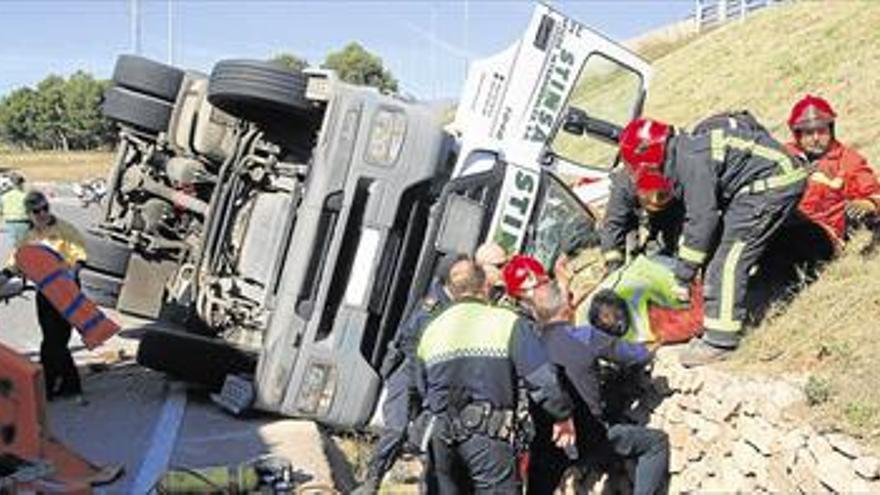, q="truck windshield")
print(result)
[550,53,643,170]
[528,173,598,270]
